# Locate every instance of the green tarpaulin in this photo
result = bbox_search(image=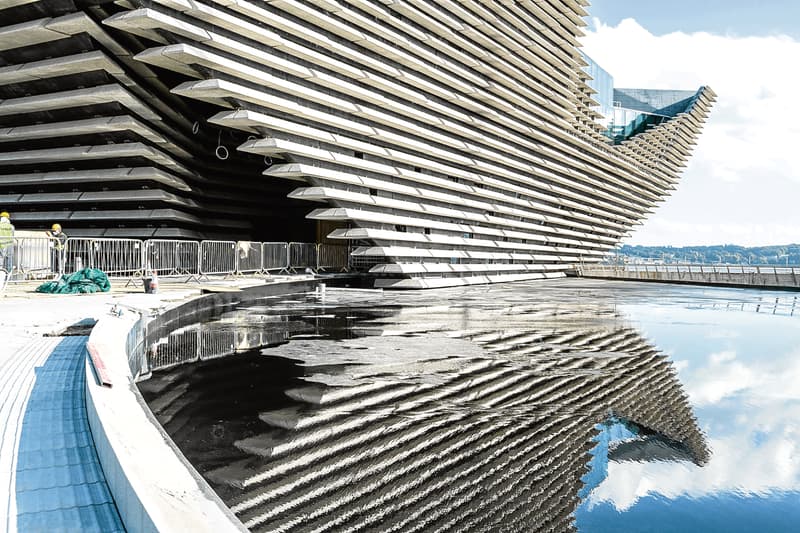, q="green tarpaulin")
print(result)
[36,268,111,294]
